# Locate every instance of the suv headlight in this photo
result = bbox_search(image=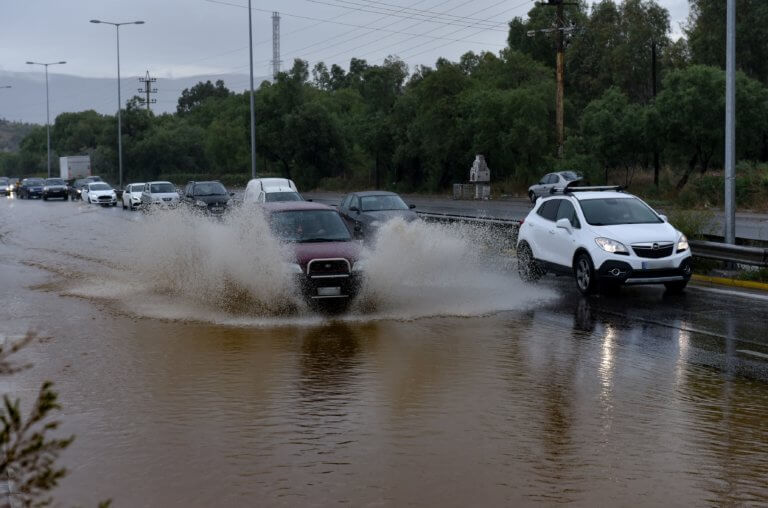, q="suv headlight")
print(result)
[43,186,49,191]
[595,237,628,254]
[195,200,207,207]
[285,263,304,274]
[352,260,368,272]
[676,234,689,252]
